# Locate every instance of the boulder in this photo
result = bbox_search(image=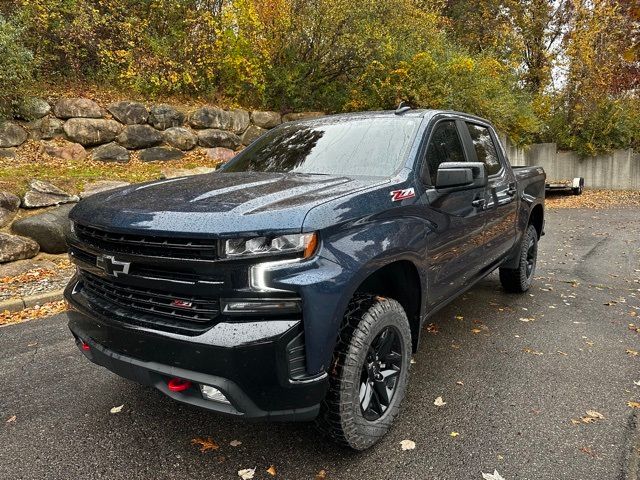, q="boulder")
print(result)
[63,118,122,147]
[12,204,74,254]
[29,117,64,140]
[0,148,16,159]
[0,122,28,147]
[251,111,282,129]
[22,179,79,208]
[139,146,184,162]
[241,125,267,146]
[189,107,230,130]
[107,101,149,125]
[228,109,250,134]
[197,129,241,149]
[0,192,20,228]
[116,124,163,149]
[282,112,325,122]
[161,167,216,179]
[0,233,39,263]
[80,180,130,198]
[148,104,185,130]
[91,142,130,163]
[206,147,236,163]
[42,141,87,161]
[53,98,104,119]
[16,97,51,121]
[163,127,197,150]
